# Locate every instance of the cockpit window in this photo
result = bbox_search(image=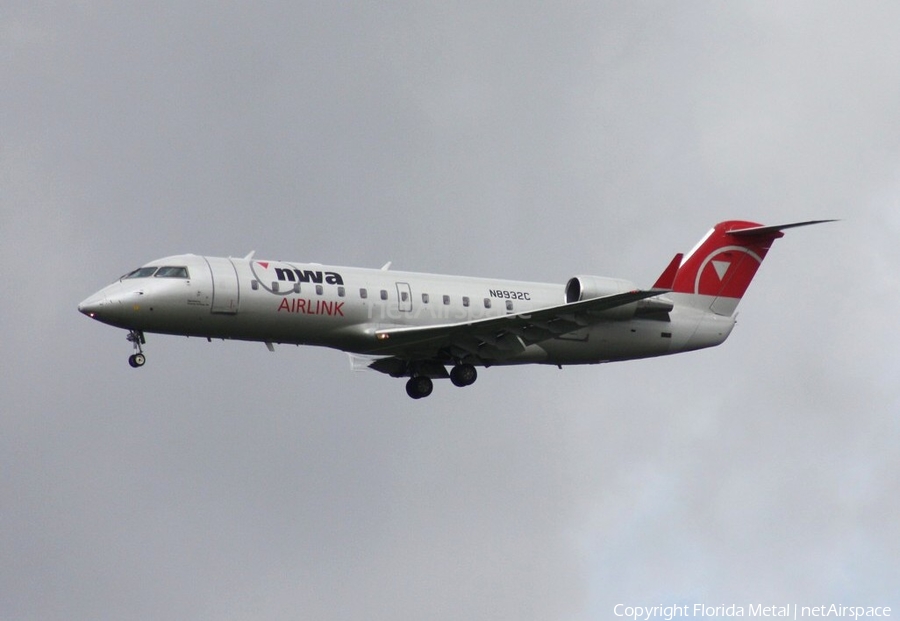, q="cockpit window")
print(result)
[122,267,158,279]
[155,266,189,278]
